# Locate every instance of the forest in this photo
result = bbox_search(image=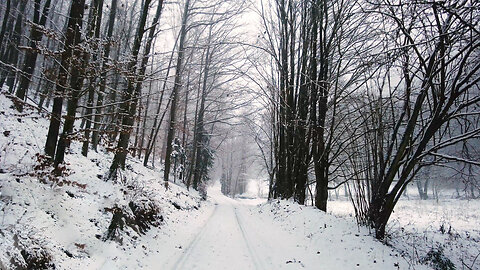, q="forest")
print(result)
[0,0,479,269]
